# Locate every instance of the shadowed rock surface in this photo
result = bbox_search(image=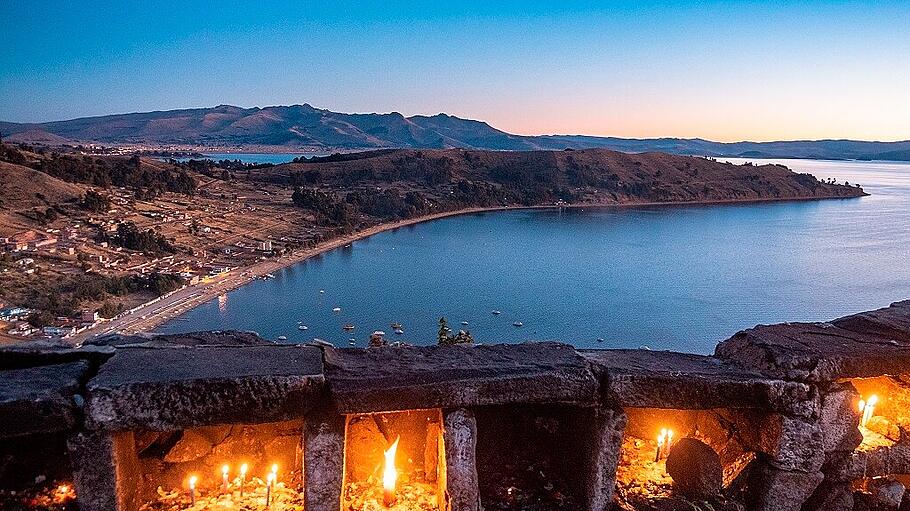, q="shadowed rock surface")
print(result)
[0,361,88,438]
[716,300,910,381]
[580,349,813,414]
[86,345,324,430]
[665,438,723,500]
[324,342,598,413]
